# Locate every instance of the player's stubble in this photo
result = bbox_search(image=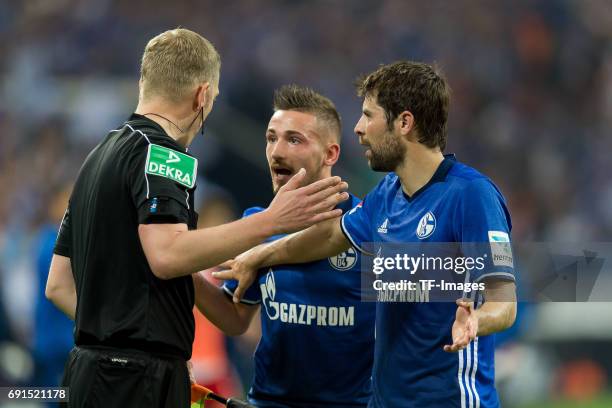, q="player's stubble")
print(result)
[367,129,406,172]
